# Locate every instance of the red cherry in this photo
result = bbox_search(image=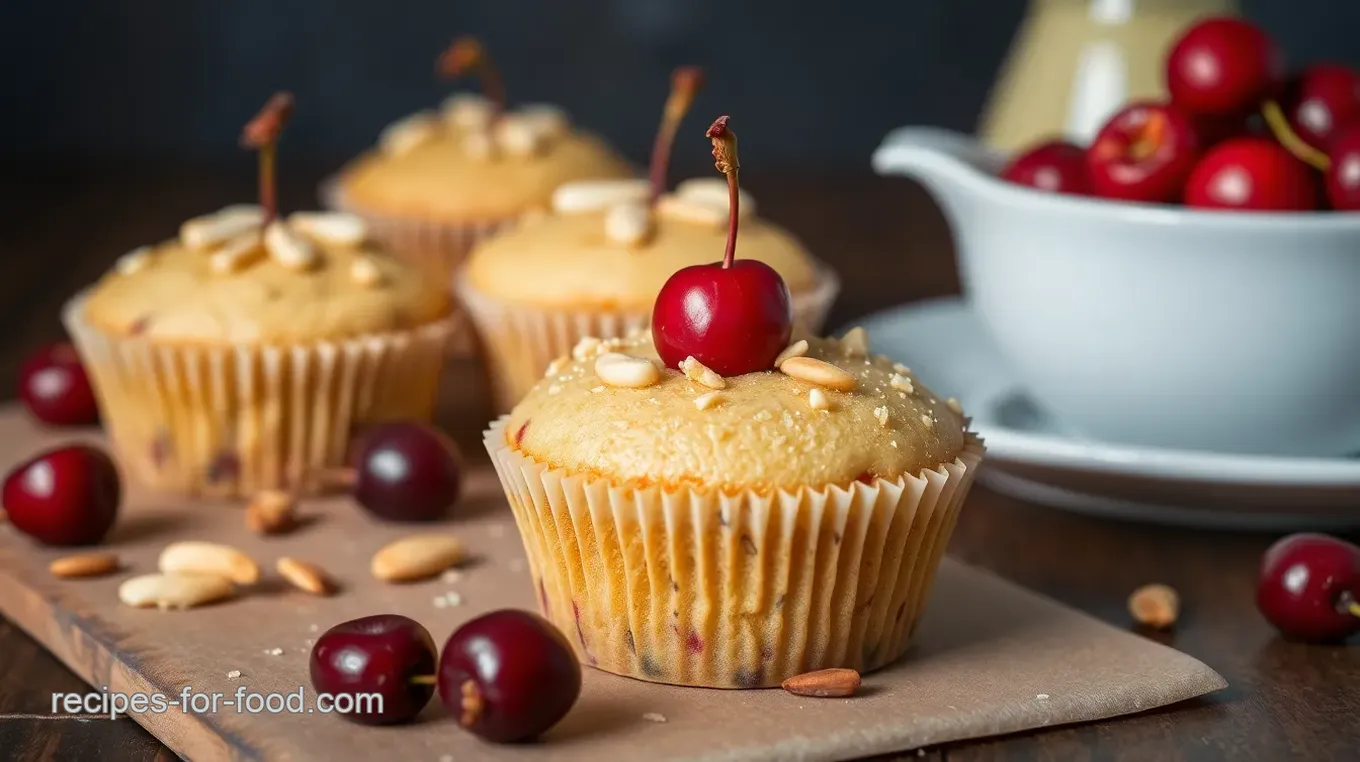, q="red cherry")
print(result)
[1165,16,1284,116]
[1324,124,1360,210]
[1000,140,1093,195]
[351,422,462,522]
[309,614,437,725]
[1257,533,1360,642]
[438,609,581,743]
[1087,101,1201,203]
[1282,64,1360,153]
[651,116,792,376]
[1184,138,1319,211]
[2,445,120,546]
[18,343,98,427]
